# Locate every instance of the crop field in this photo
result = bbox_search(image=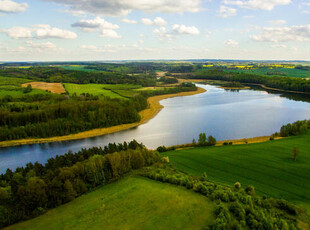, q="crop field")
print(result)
[164,132,310,205]
[63,83,132,99]
[7,176,214,230]
[21,82,66,94]
[226,67,310,78]
[0,76,49,98]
